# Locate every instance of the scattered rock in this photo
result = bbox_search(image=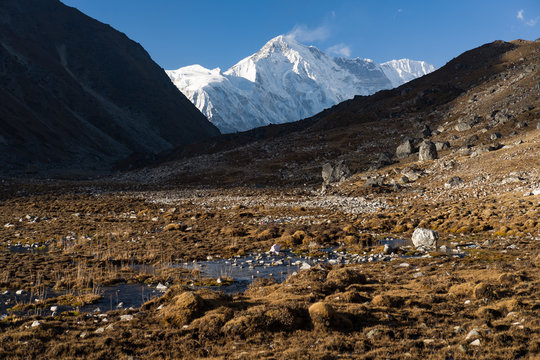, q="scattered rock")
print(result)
[396,139,415,158]
[493,111,509,125]
[156,283,168,291]
[322,160,351,186]
[366,328,382,339]
[94,327,105,334]
[411,228,438,249]
[435,141,450,151]
[31,320,40,327]
[445,176,464,188]
[490,132,502,140]
[370,152,395,169]
[470,339,481,346]
[382,238,407,253]
[455,122,471,131]
[466,329,481,340]
[487,143,503,151]
[363,176,384,188]
[398,175,410,184]
[417,125,432,138]
[120,314,134,321]
[418,141,438,161]
[467,135,479,145]
[269,244,281,254]
[401,167,422,181]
